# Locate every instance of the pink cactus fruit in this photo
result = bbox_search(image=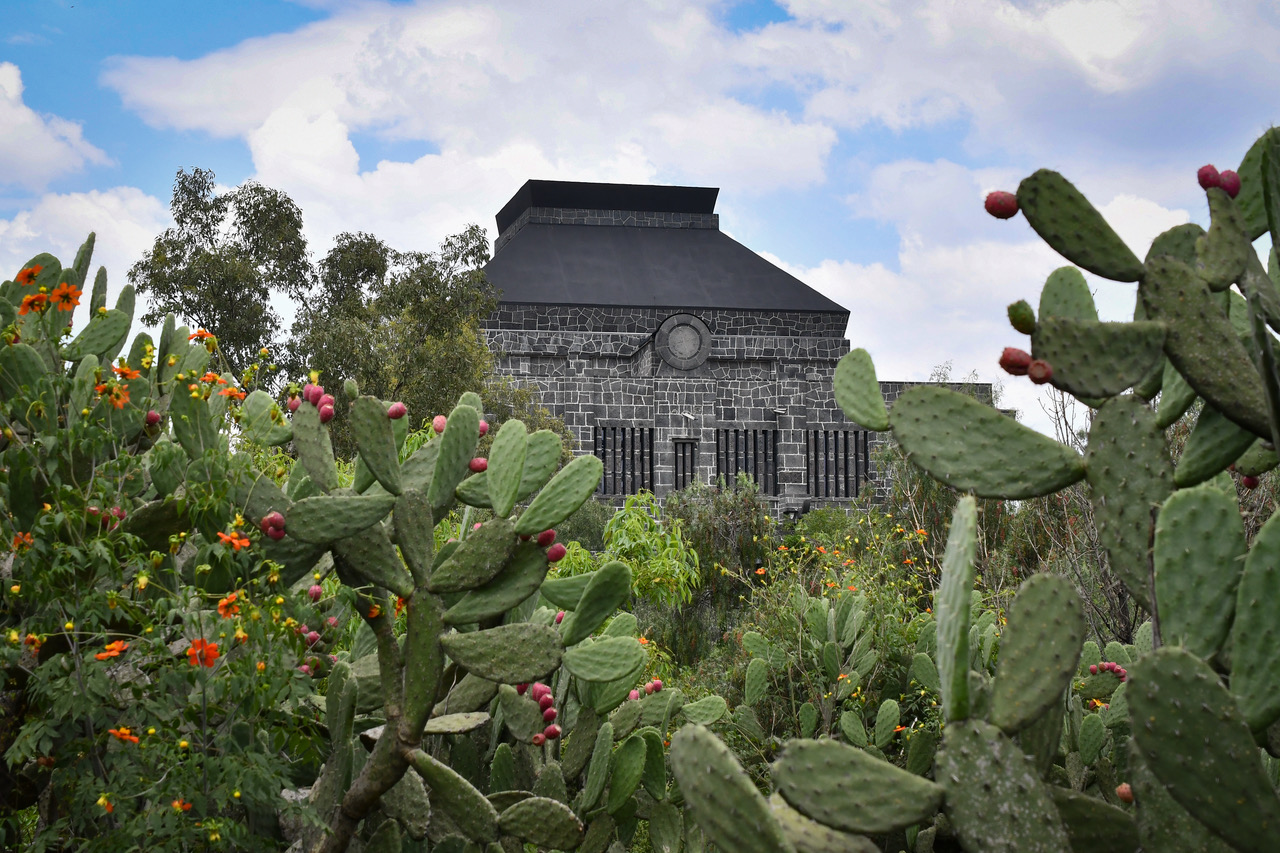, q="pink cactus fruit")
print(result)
[432,415,447,433]
[305,630,321,646]
[1089,664,1098,675]
[308,584,324,602]
[547,543,567,563]
[1116,783,1134,804]
[145,409,161,426]
[1243,474,1261,489]
[327,616,339,628]
[530,683,550,700]
[652,679,663,692]
[287,396,301,413]
[1027,359,1053,385]
[469,457,488,473]
[531,733,546,746]
[318,404,335,424]
[555,610,565,624]
[644,681,655,695]
[984,191,1019,219]
[543,707,558,722]
[1220,169,1242,198]
[318,394,335,410]
[387,401,407,419]
[1198,164,1221,190]
[538,694,555,711]
[478,419,489,436]
[543,724,562,740]
[537,530,557,547]
[516,683,529,696]
[1000,347,1032,376]
[298,664,311,675]
[629,689,640,701]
